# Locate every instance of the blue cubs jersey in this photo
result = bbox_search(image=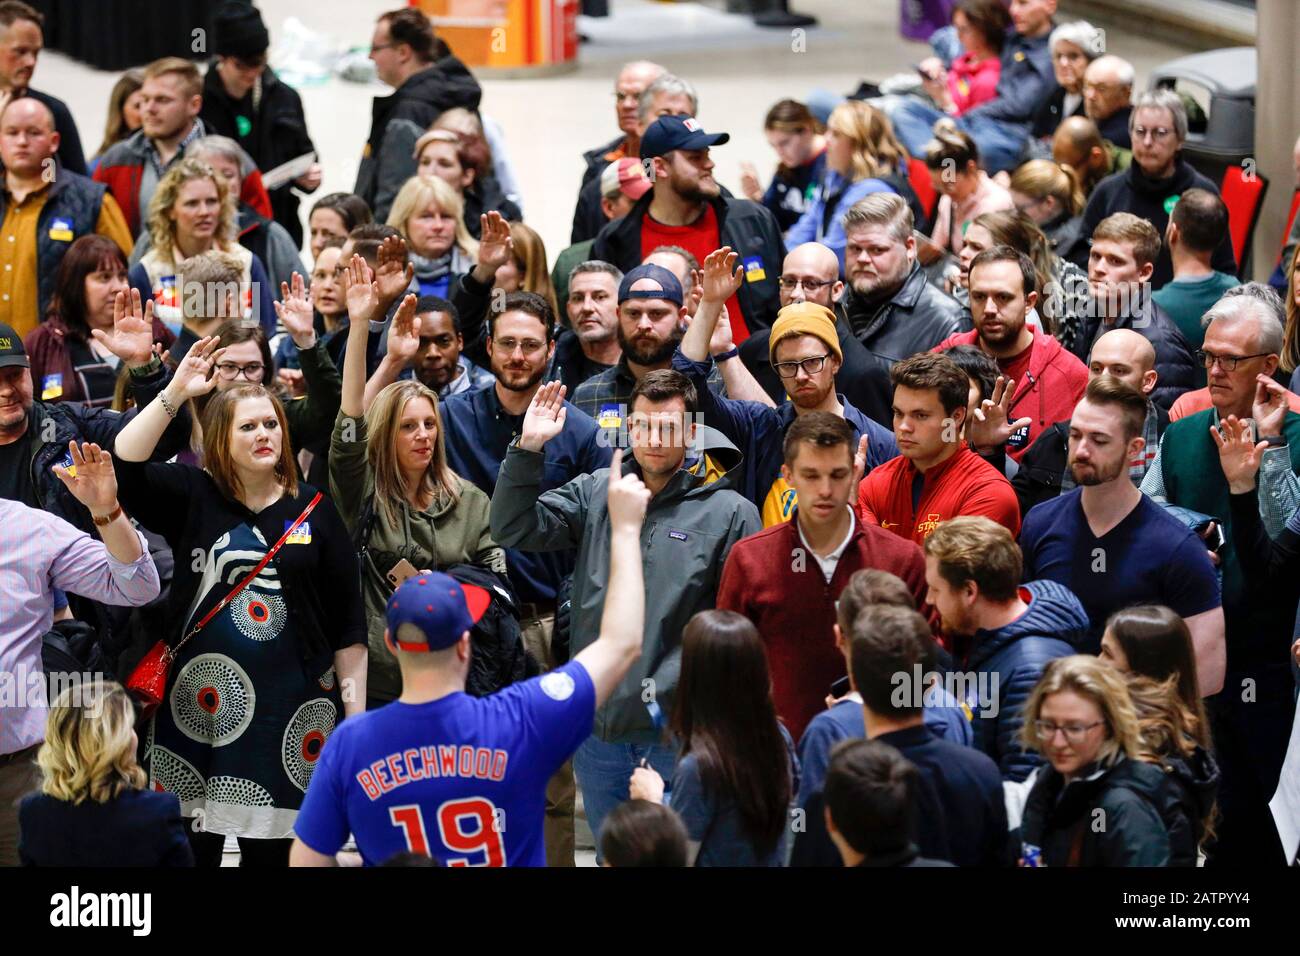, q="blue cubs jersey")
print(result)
[294,661,595,866]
